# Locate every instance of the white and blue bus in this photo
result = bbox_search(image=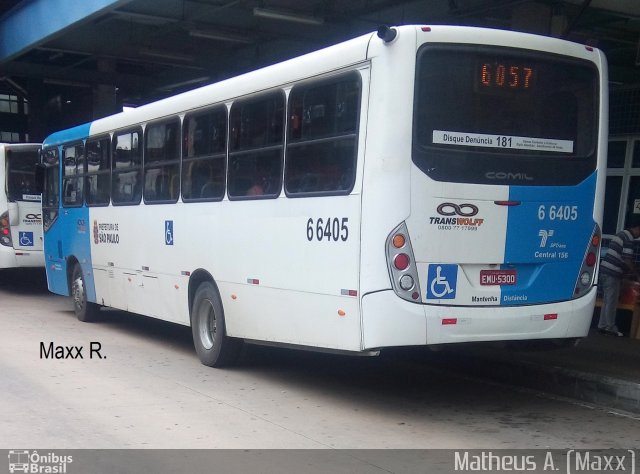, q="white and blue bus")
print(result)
[40,25,606,366]
[0,143,43,269]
